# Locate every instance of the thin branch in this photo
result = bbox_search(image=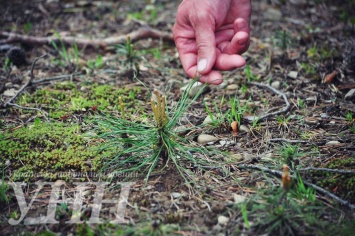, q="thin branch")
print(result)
[6,103,43,112]
[0,26,174,49]
[298,167,355,174]
[6,103,49,122]
[32,72,80,85]
[302,179,355,210]
[248,81,290,121]
[269,138,308,144]
[238,164,355,210]
[4,54,46,106]
[268,138,326,146]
